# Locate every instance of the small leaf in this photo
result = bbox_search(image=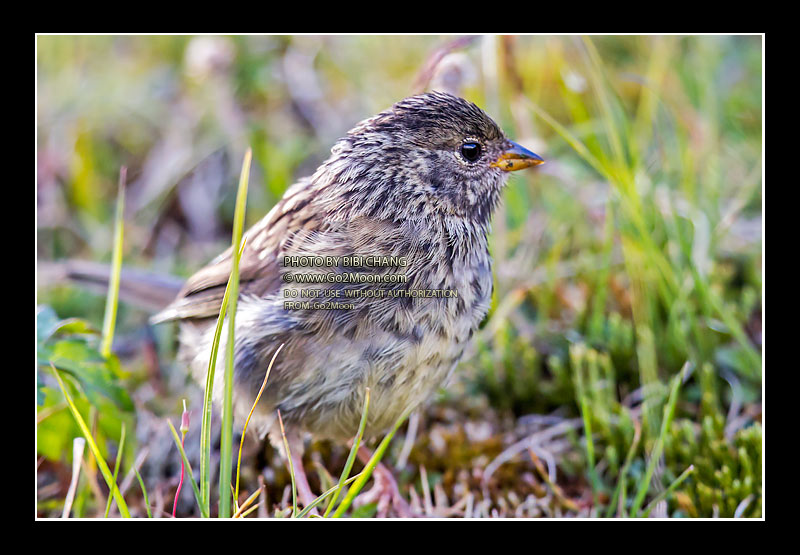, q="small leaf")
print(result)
[36,305,61,344]
[41,339,133,411]
[53,318,101,337]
